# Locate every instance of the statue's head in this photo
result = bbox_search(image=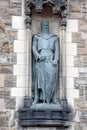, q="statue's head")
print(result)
[41,20,49,33]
